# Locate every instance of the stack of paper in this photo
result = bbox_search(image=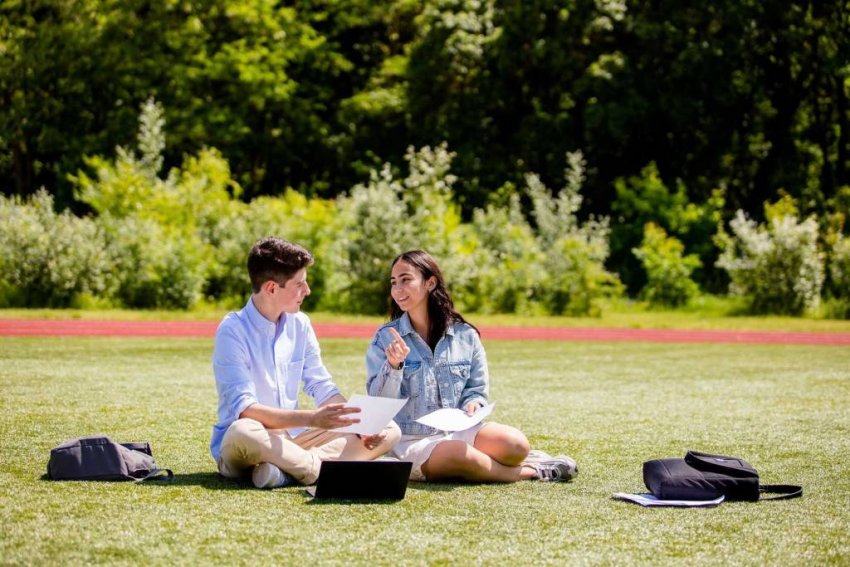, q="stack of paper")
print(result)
[612,493,725,507]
